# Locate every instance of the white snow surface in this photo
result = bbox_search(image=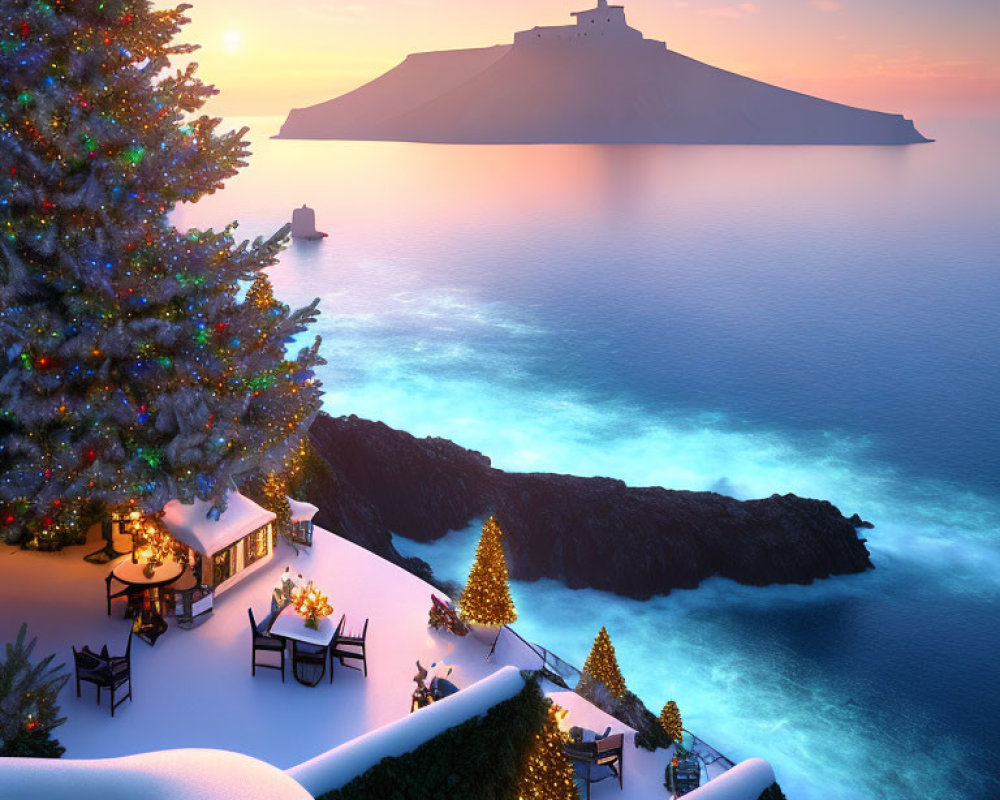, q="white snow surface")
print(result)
[0,524,772,800]
[161,491,275,554]
[0,749,312,800]
[684,758,776,800]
